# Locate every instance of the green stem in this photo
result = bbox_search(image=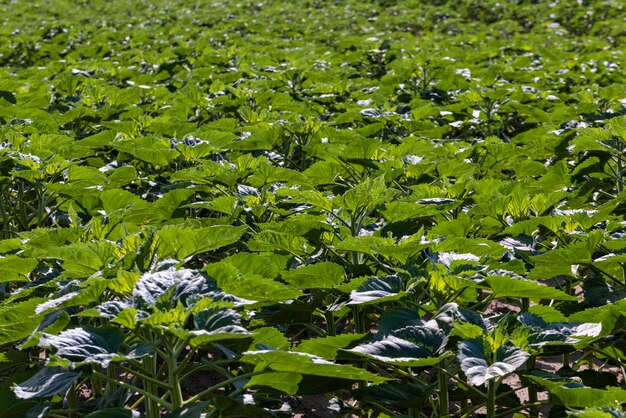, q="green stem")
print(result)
[521,297,529,312]
[67,381,77,418]
[143,352,161,417]
[487,379,497,418]
[106,365,117,394]
[168,345,184,410]
[325,310,337,336]
[439,360,449,417]
[304,322,327,337]
[352,305,365,334]
[436,365,486,399]
[92,371,173,411]
[176,346,198,377]
[117,364,172,390]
